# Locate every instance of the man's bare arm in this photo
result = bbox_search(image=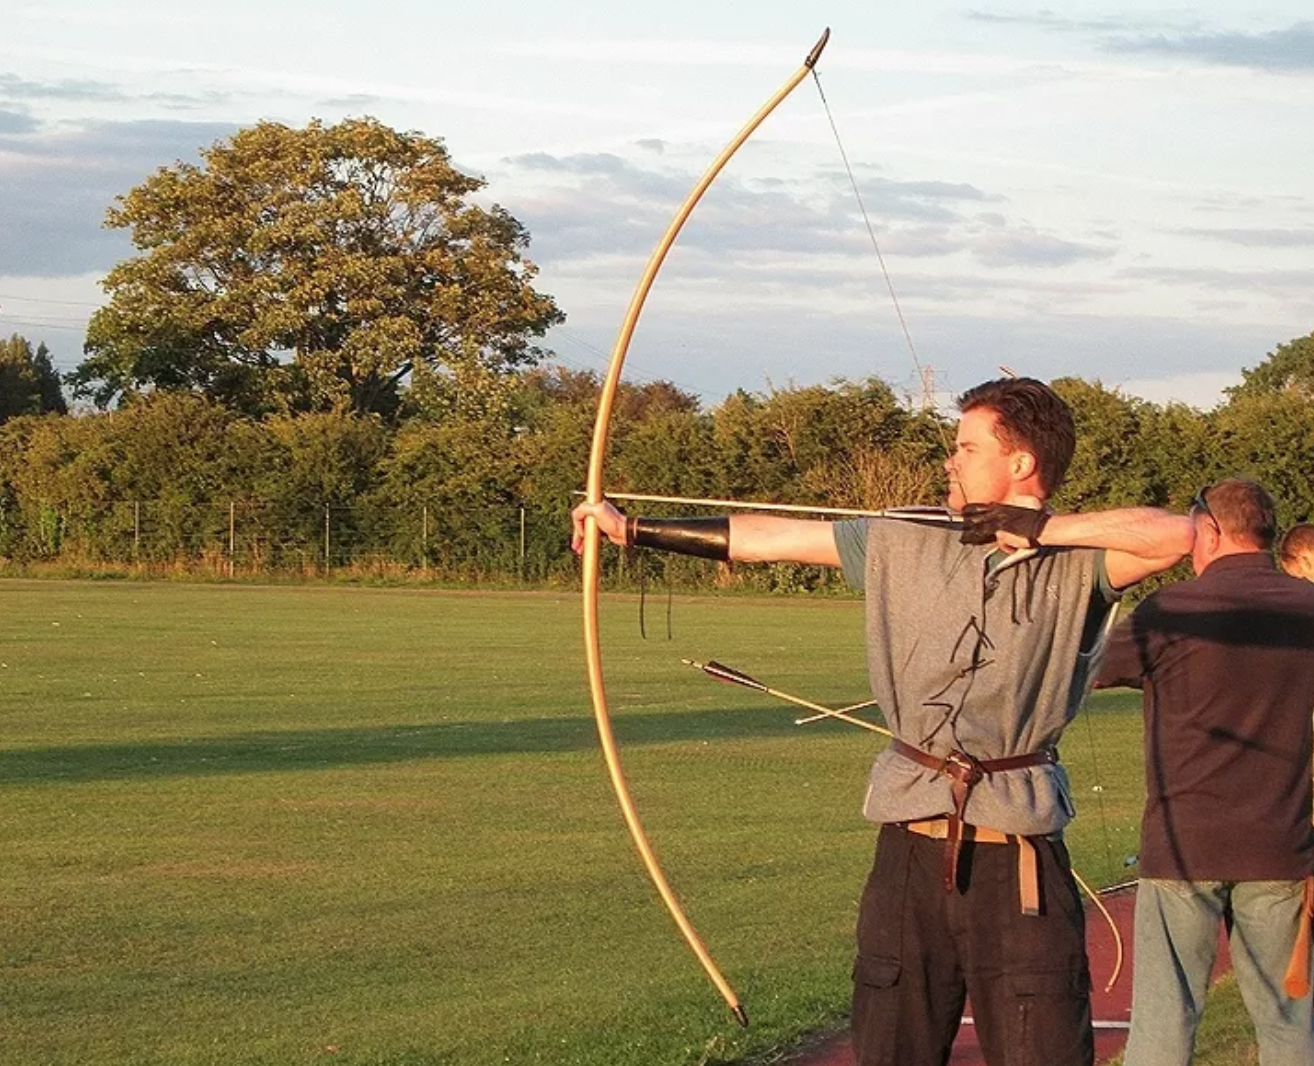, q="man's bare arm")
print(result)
[1038,508,1193,589]
[728,514,840,566]
[571,500,840,567]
